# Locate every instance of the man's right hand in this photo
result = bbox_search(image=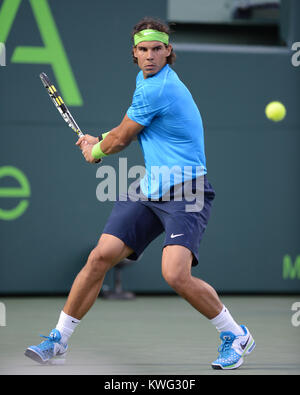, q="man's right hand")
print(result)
[76,134,99,148]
